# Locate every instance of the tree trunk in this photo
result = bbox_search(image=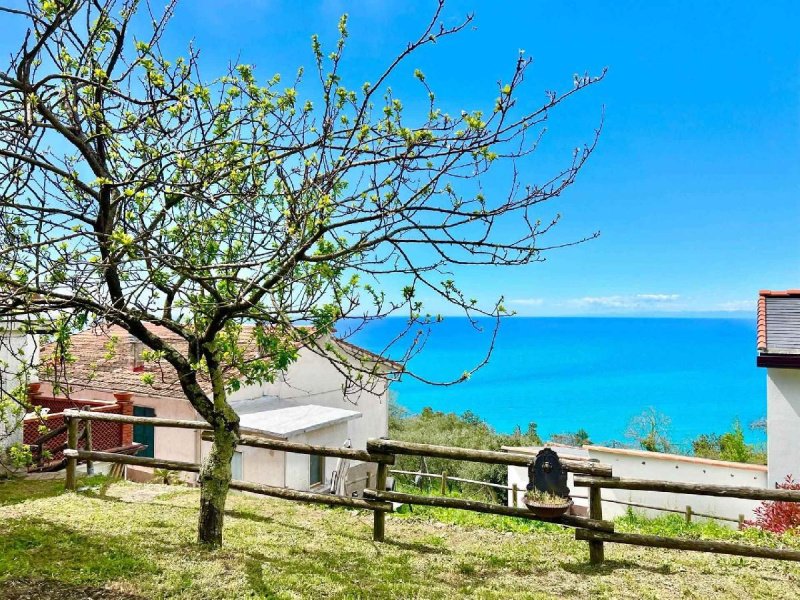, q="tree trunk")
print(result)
[197,422,237,547]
